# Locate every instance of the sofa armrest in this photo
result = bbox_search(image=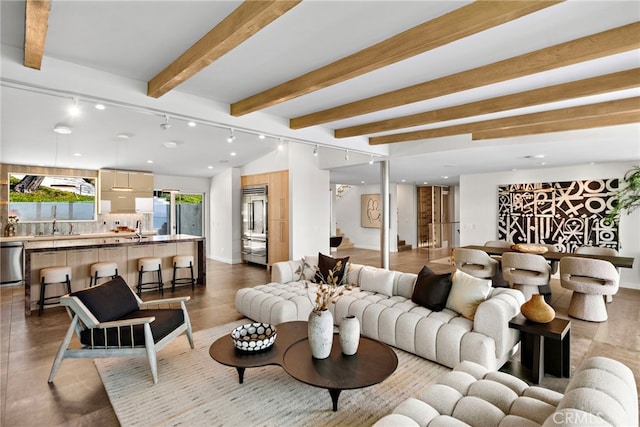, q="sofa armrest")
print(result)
[473,288,525,358]
[272,260,304,283]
